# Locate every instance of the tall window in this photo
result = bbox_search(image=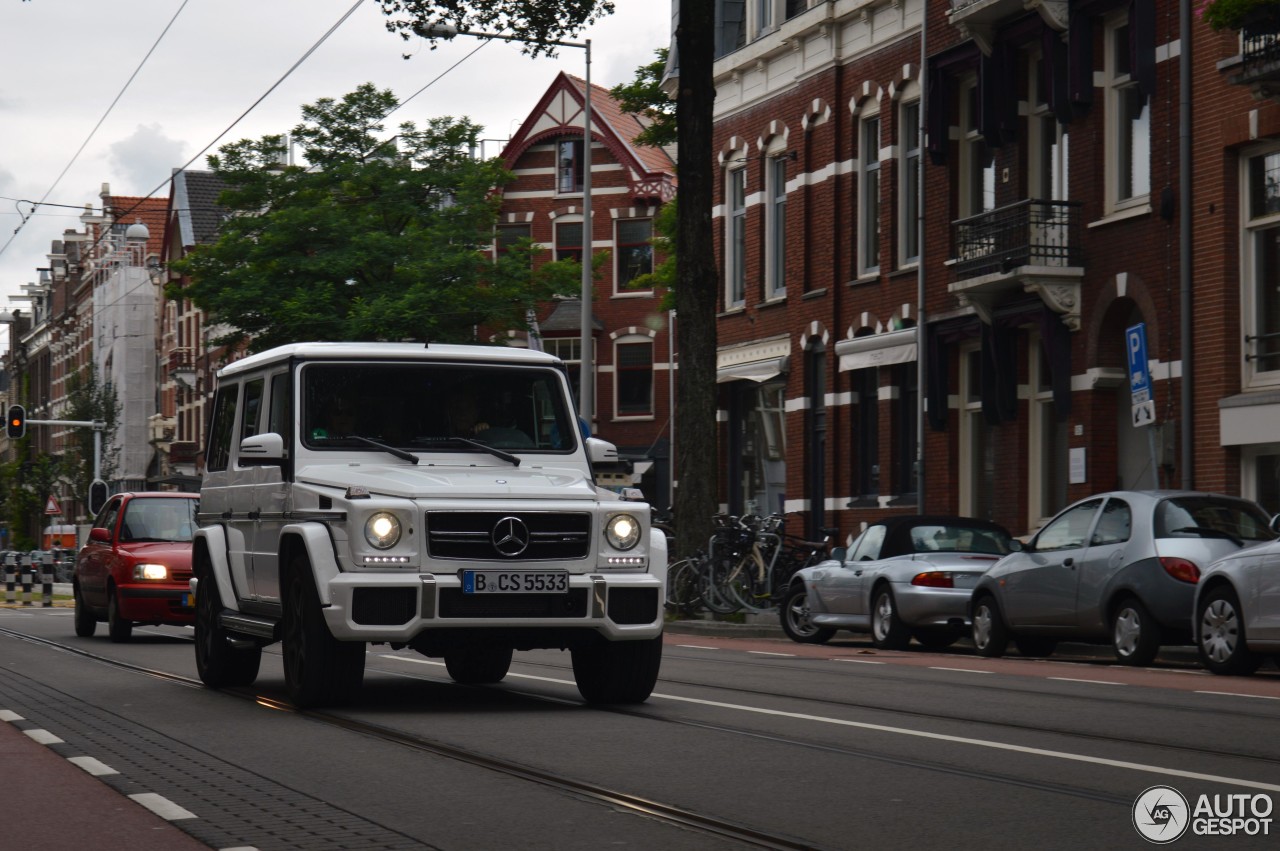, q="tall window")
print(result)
[557,139,584,194]
[960,79,995,217]
[1245,149,1280,387]
[726,168,747,307]
[1029,52,1069,203]
[1030,337,1068,525]
[1105,15,1150,210]
[853,367,879,499]
[556,221,583,264]
[899,99,920,267]
[859,114,881,276]
[496,223,532,261]
[615,339,654,416]
[893,362,918,497]
[544,337,584,411]
[755,0,773,36]
[615,219,653,293]
[960,347,993,520]
[767,155,787,299]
